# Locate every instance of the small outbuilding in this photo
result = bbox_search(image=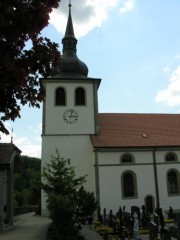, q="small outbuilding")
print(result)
[0,143,21,230]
